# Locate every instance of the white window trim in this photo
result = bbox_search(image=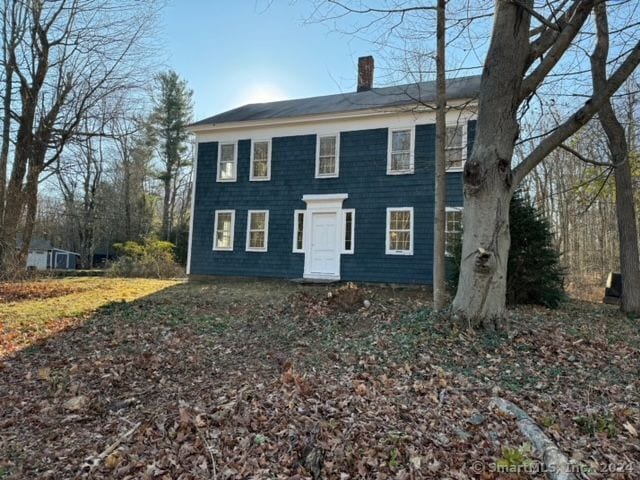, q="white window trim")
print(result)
[342,208,355,254]
[250,139,271,181]
[292,209,305,253]
[386,207,414,255]
[387,126,415,175]
[213,209,235,251]
[246,210,269,252]
[315,133,340,178]
[445,206,464,257]
[217,141,237,182]
[445,122,467,173]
